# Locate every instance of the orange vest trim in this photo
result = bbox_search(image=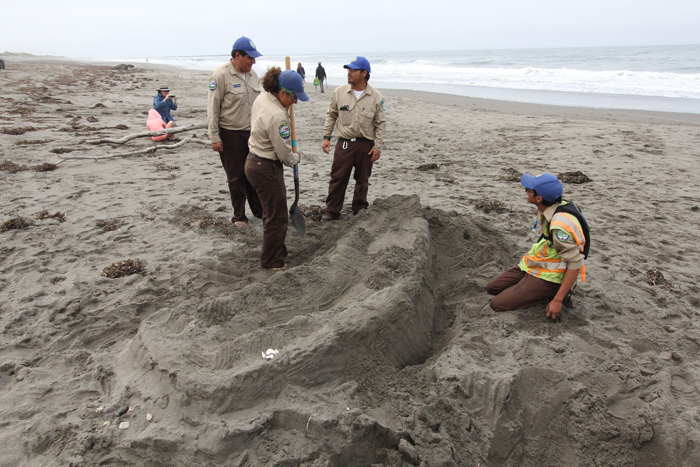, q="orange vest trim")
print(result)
[550,213,586,250]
